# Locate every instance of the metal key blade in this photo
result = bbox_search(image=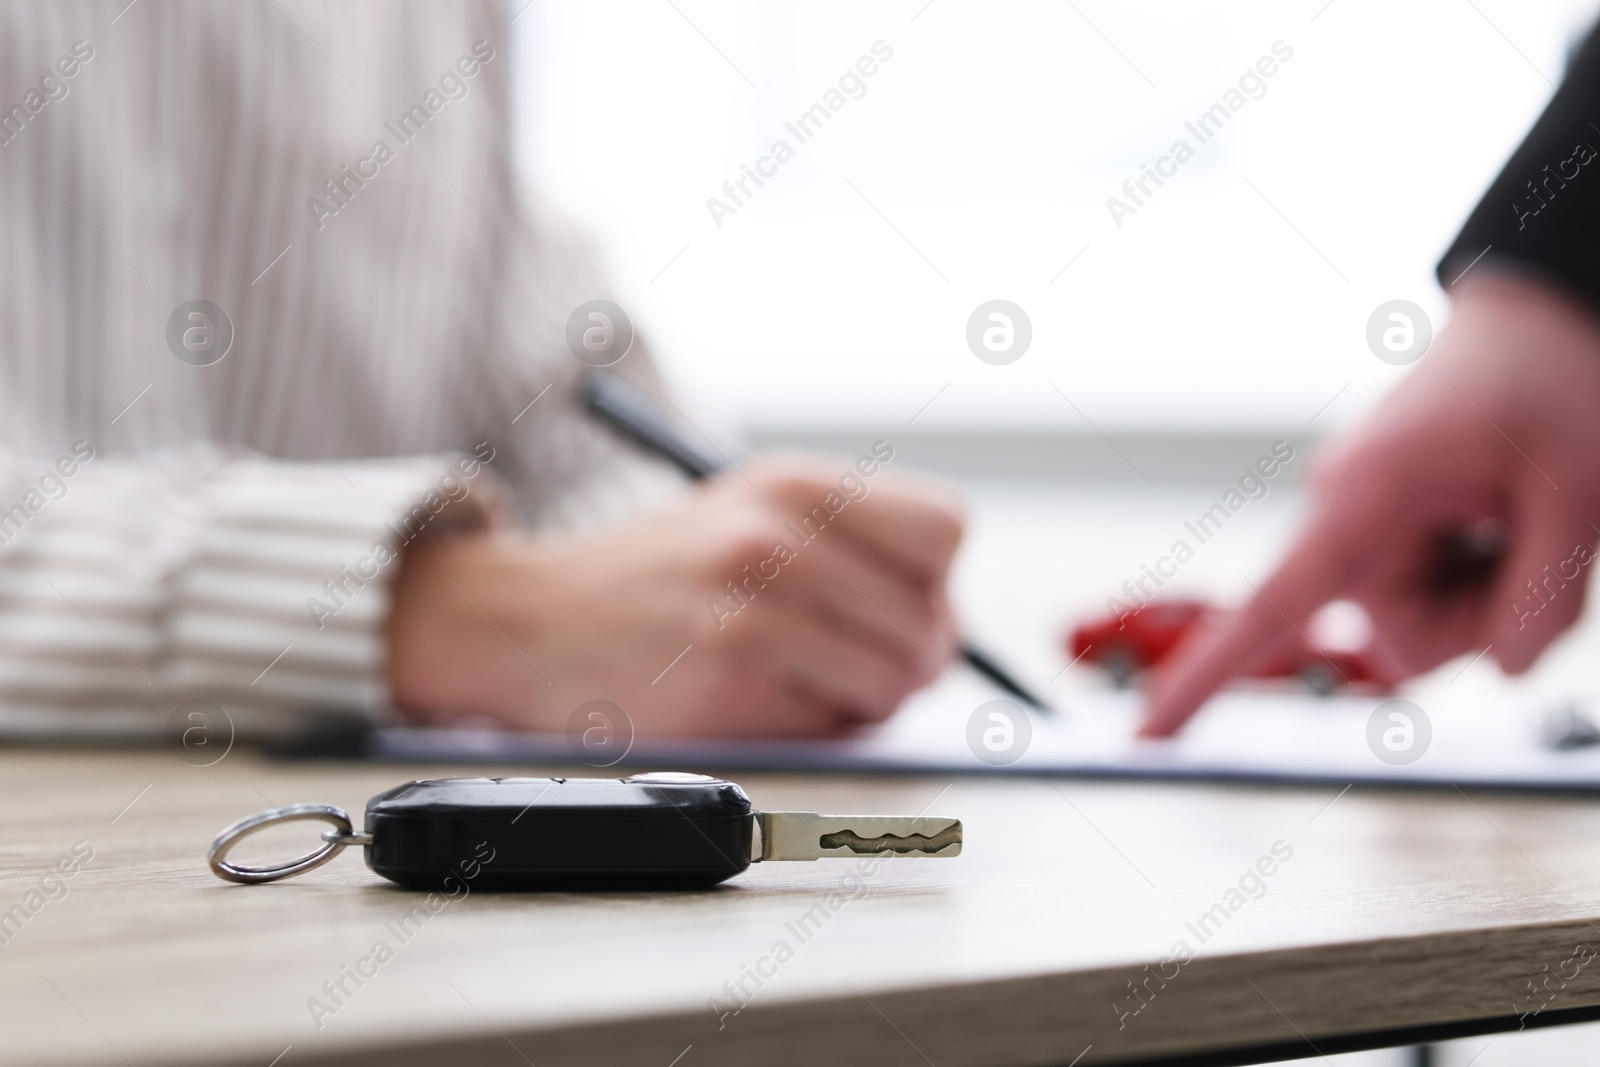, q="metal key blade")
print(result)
[757,813,962,861]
